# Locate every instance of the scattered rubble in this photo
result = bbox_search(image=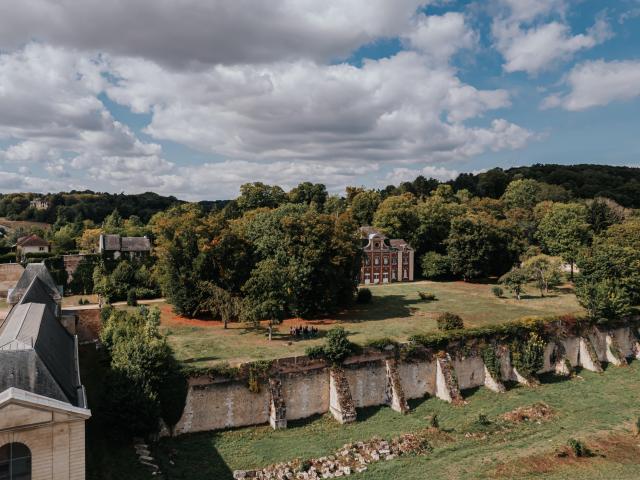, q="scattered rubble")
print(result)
[233,432,431,479]
[500,402,555,423]
[133,438,163,478]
